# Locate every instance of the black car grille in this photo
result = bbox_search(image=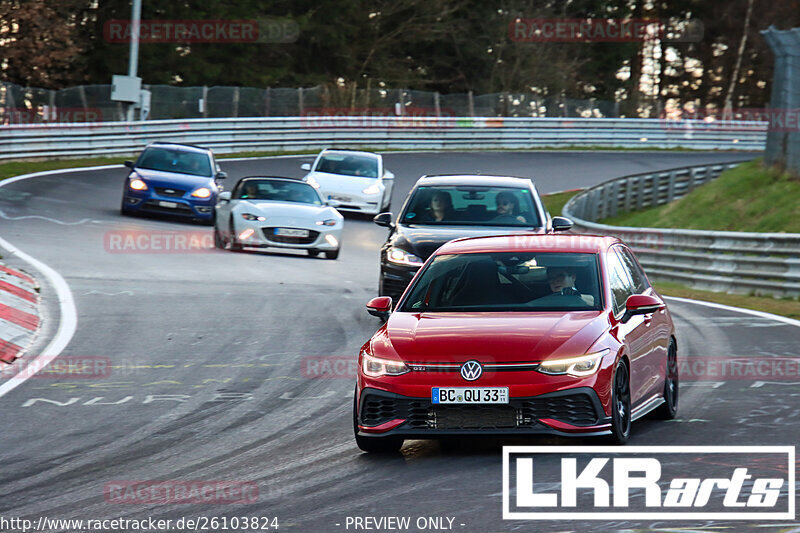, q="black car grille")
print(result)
[141,200,194,214]
[262,228,319,245]
[381,277,411,298]
[154,187,186,197]
[359,391,600,430]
